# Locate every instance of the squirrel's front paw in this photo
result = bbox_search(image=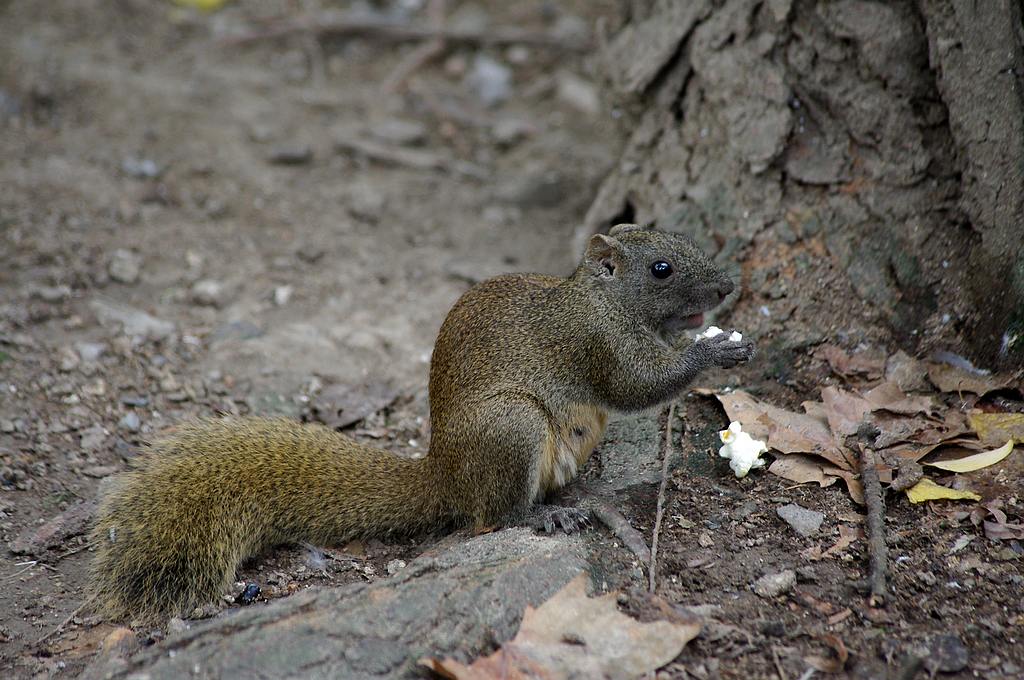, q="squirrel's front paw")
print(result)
[699,333,756,369]
[526,505,592,534]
